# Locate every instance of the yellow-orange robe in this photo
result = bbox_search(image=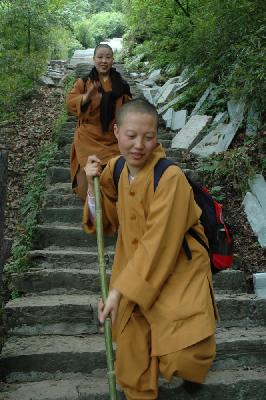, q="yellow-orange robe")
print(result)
[66,77,131,189]
[83,144,218,356]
